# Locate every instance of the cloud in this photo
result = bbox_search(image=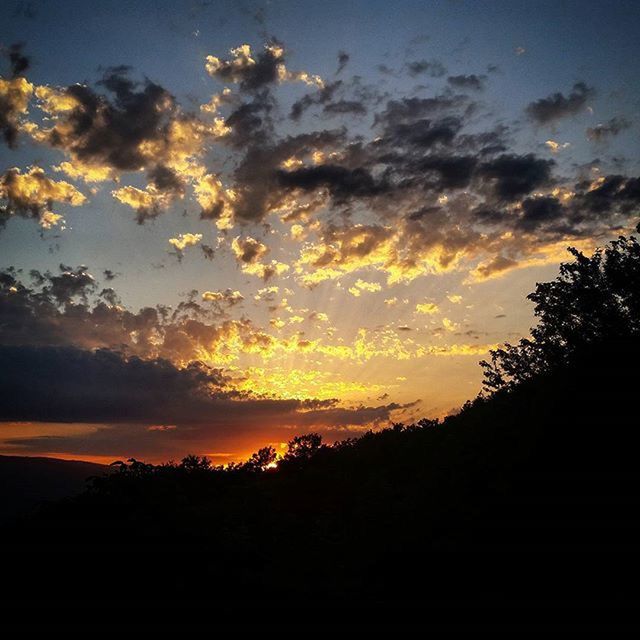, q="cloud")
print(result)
[526,82,595,124]
[517,196,564,231]
[477,154,554,201]
[0,75,33,147]
[348,279,382,296]
[112,185,178,223]
[168,232,203,252]
[544,139,570,153]
[586,117,631,142]
[23,67,227,220]
[290,81,342,121]
[205,42,323,93]
[405,59,447,78]
[6,43,30,77]
[202,289,244,306]
[0,43,32,147]
[231,235,269,263]
[277,164,388,202]
[323,100,368,117]
[0,265,273,364]
[336,51,350,75]
[447,74,486,91]
[1,166,85,228]
[416,302,439,314]
[0,343,406,458]
[1,38,637,292]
